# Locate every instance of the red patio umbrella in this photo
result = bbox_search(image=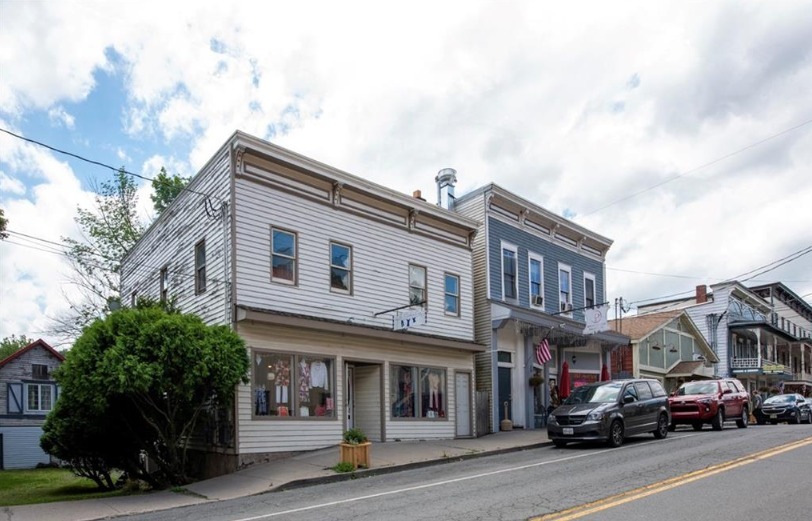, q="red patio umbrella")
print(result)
[600,364,610,382]
[559,361,571,399]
